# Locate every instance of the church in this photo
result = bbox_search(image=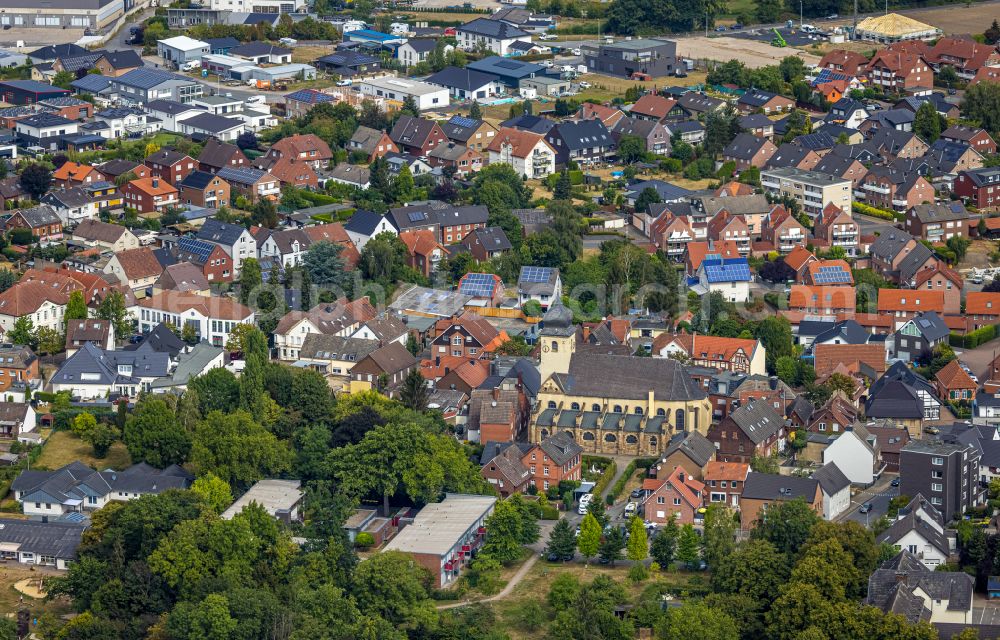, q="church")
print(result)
[529,304,713,456]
